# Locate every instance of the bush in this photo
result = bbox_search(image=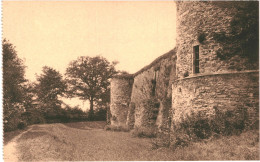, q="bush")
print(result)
[3,102,24,132]
[151,131,171,149]
[17,121,27,130]
[104,125,129,132]
[130,127,157,138]
[170,107,250,149]
[93,108,107,121]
